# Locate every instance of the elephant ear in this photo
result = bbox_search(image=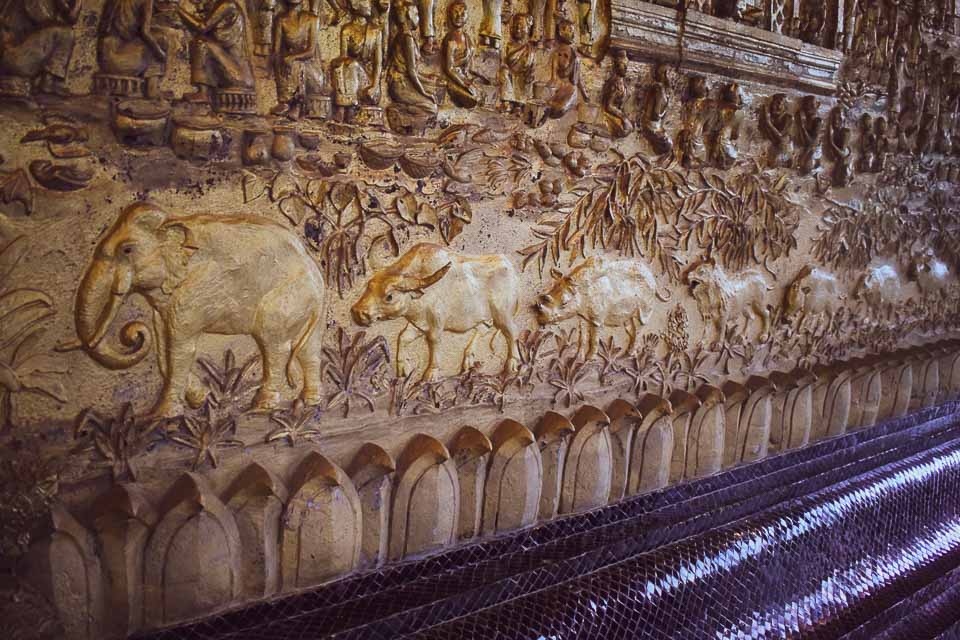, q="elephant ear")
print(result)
[158,222,198,295]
